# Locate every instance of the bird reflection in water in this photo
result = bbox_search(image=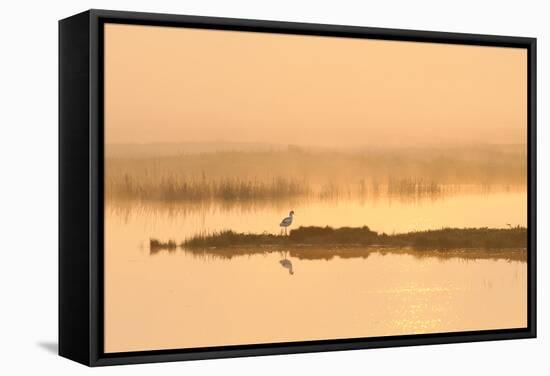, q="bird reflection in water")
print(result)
[279,250,294,275]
